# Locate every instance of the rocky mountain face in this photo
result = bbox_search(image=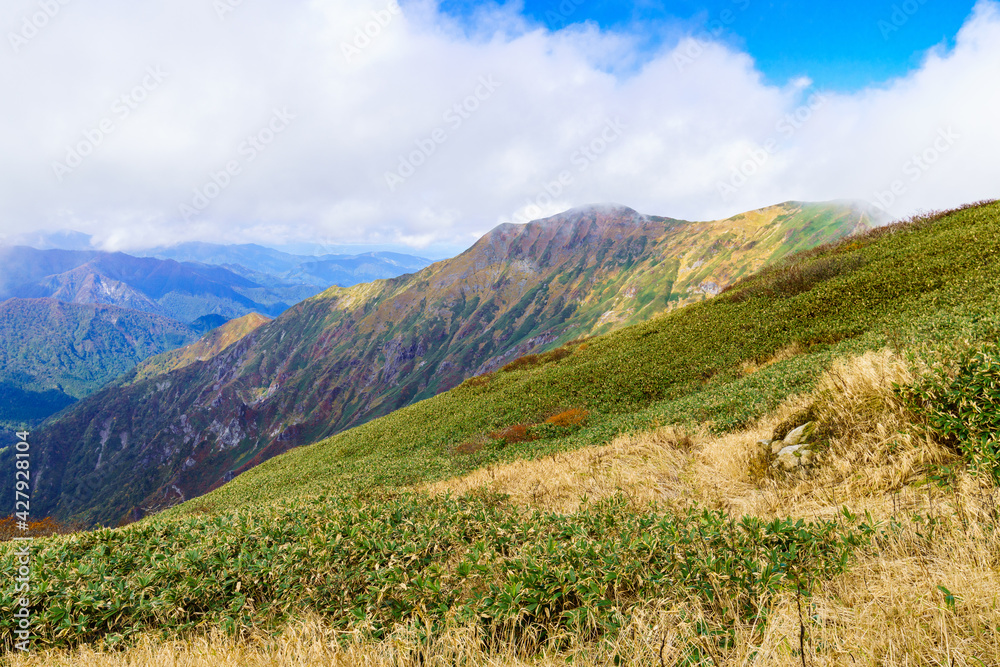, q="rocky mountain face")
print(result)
[18,201,878,526]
